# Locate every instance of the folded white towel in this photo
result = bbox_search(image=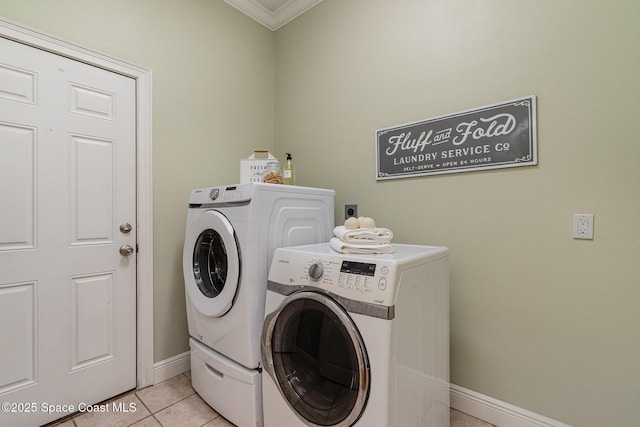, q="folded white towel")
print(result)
[333,225,393,243]
[330,237,394,254]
